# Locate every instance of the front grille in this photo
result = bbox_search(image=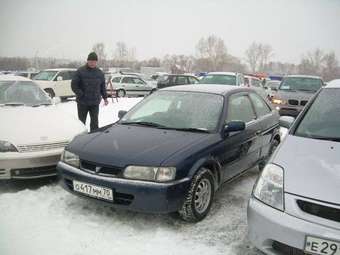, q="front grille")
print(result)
[288,99,299,106]
[272,241,306,254]
[300,100,308,106]
[11,165,56,178]
[80,160,122,177]
[17,141,69,153]
[297,200,340,223]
